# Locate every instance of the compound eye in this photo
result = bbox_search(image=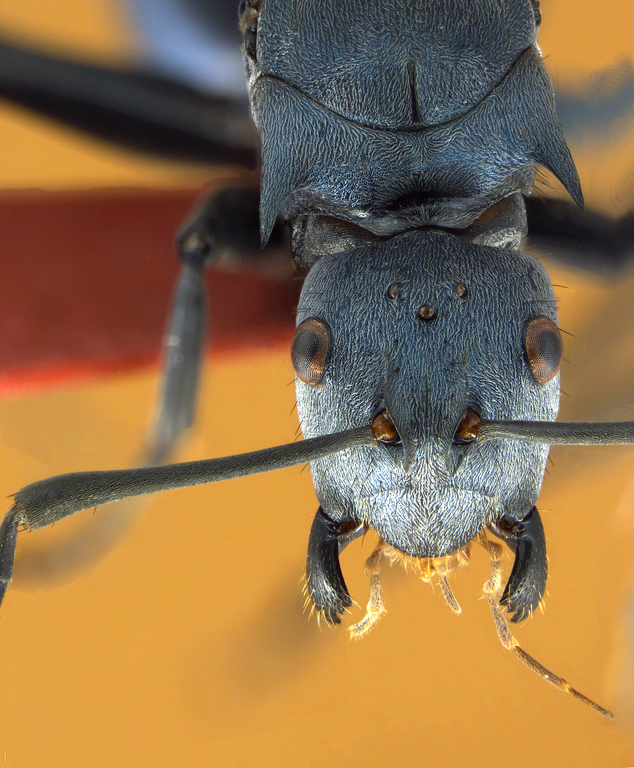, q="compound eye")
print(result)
[291,318,331,385]
[524,316,562,383]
